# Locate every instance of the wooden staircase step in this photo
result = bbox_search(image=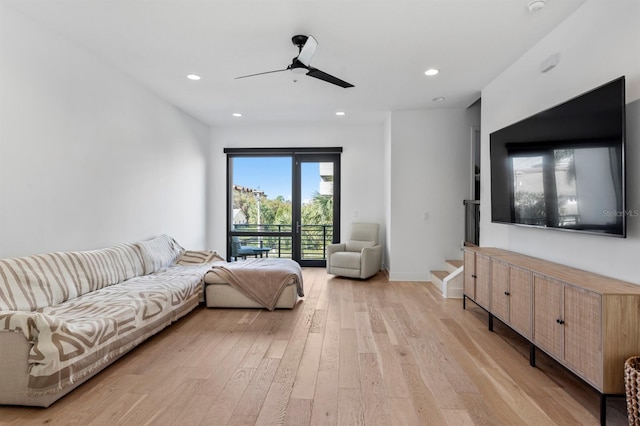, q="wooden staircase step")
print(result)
[431,270,449,283]
[446,259,463,269]
[429,268,464,299]
[445,259,463,273]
